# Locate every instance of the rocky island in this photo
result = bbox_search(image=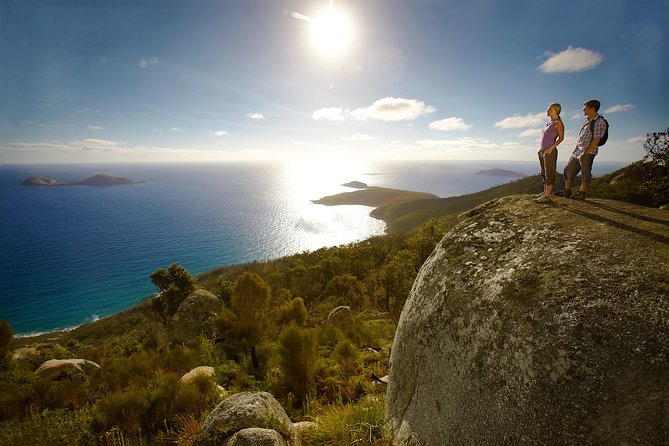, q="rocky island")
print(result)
[341,181,368,189]
[21,174,144,187]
